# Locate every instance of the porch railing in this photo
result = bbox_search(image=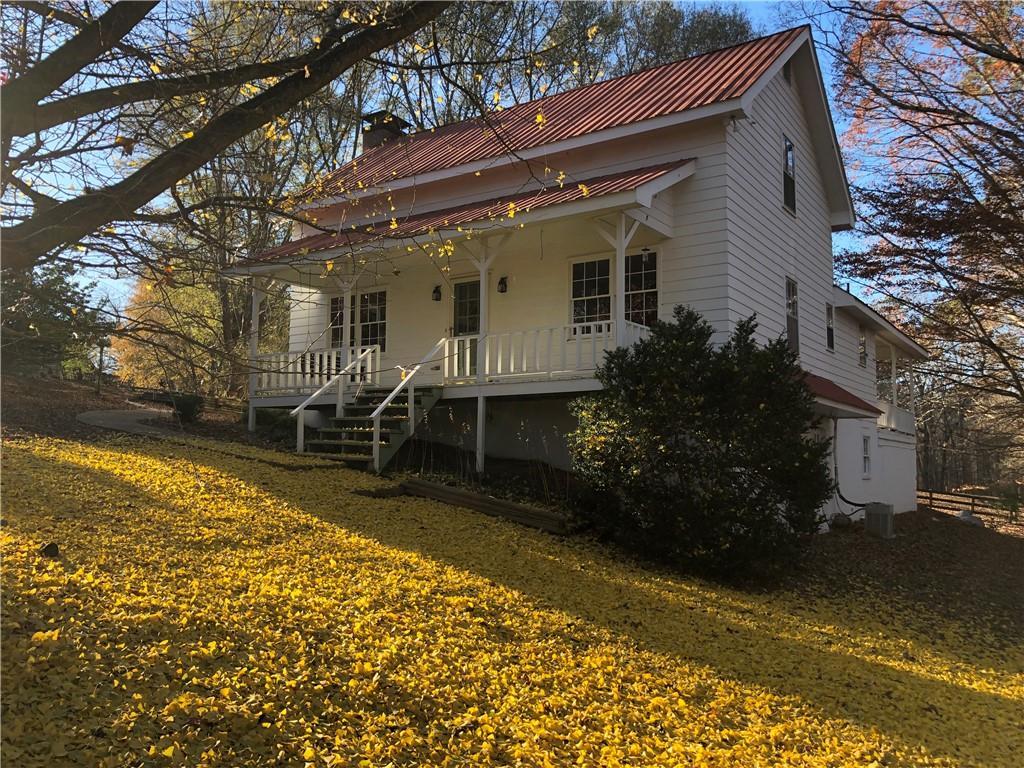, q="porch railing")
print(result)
[254,346,380,394]
[443,321,647,384]
[877,401,916,435]
[290,346,377,452]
